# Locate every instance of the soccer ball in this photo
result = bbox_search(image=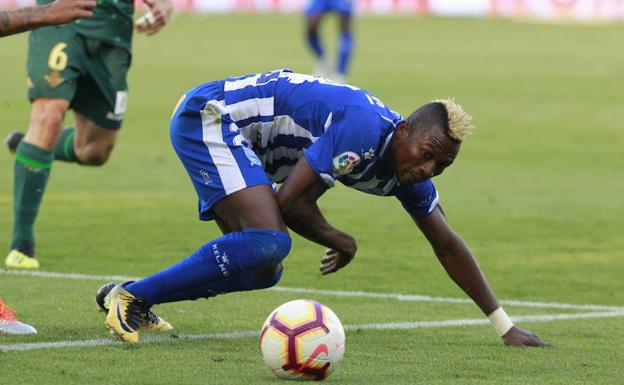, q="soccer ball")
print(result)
[259,299,346,381]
